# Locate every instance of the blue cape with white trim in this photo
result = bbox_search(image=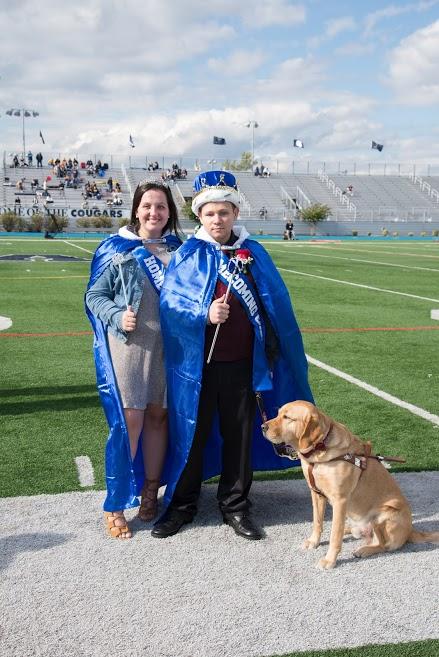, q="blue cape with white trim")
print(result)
[85,232,181,512]
[160,236,314,509]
